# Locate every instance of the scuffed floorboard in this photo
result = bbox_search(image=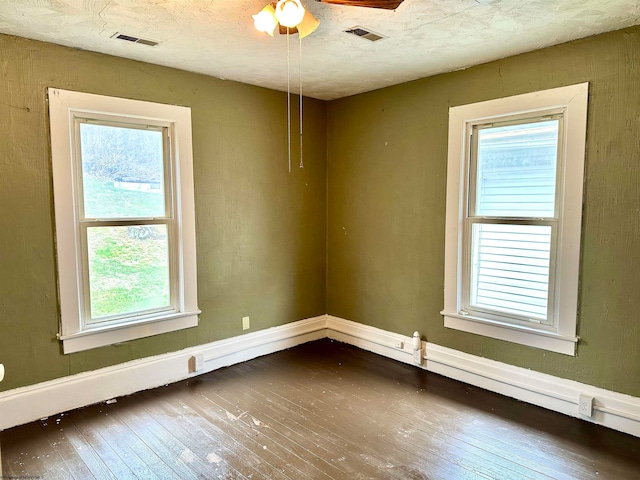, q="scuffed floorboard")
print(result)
[2,339,640,479]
